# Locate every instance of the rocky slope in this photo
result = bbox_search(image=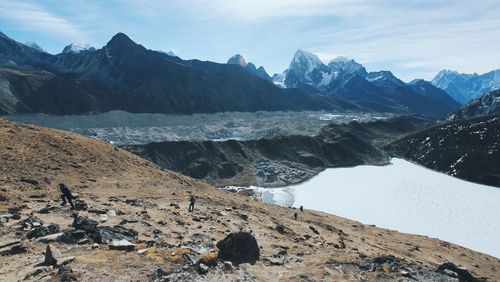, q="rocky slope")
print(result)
[1,118,498,281]
[124,116,429,187]
[0,31,355,115]
[386,114,500,188]
[448,90,500,121]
